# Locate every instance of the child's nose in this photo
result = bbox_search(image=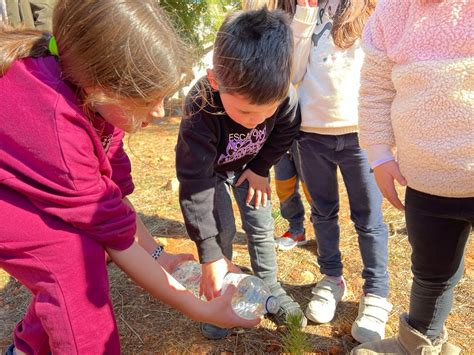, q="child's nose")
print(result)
[150,100,165,118]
